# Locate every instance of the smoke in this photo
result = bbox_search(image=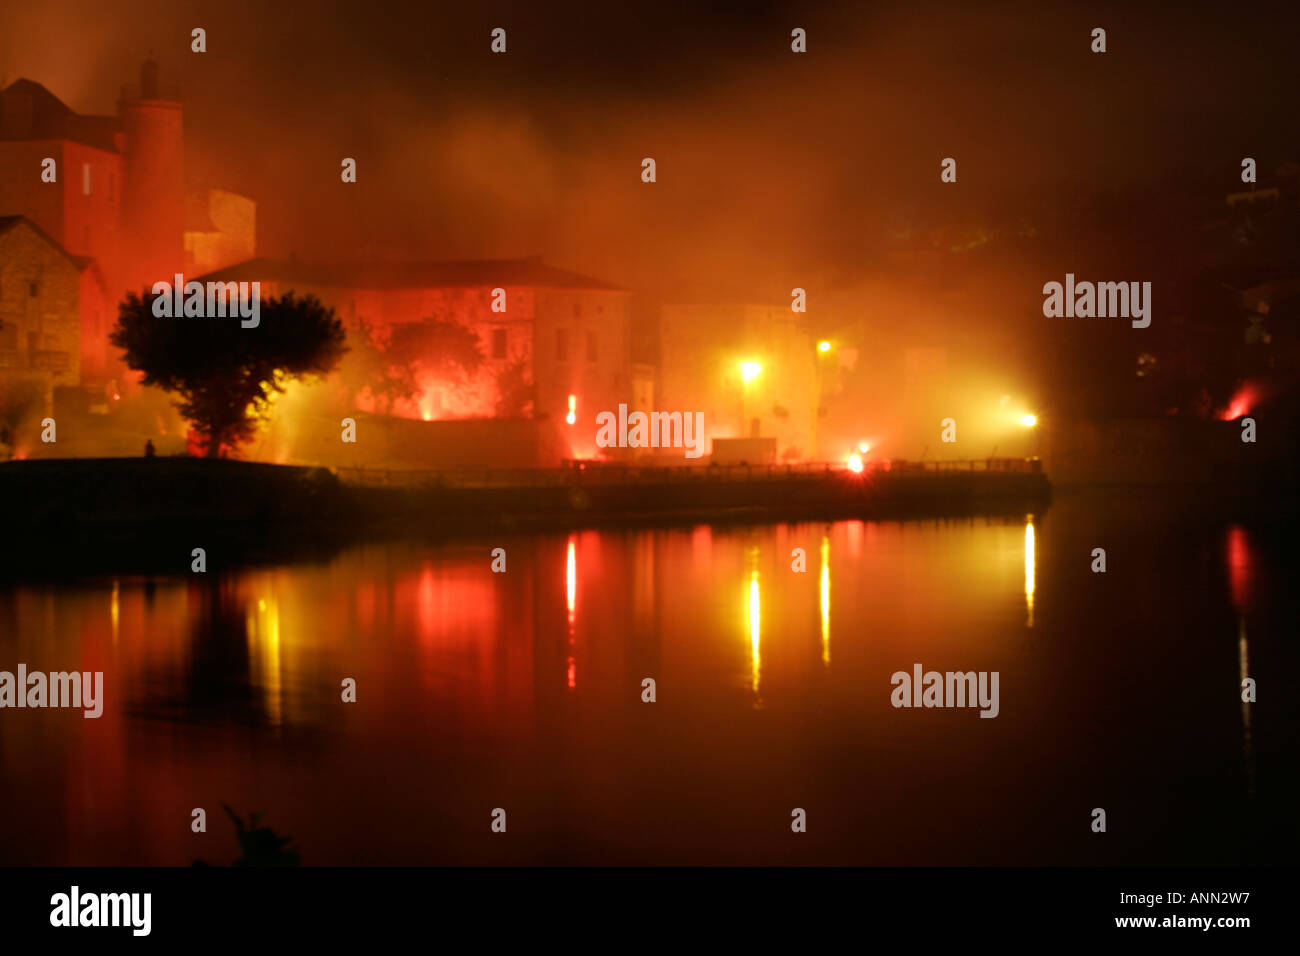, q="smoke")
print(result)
[5,0,1295,301]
